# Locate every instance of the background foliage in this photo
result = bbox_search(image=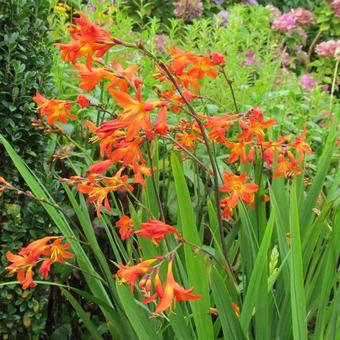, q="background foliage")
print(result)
[0,0,53,338]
